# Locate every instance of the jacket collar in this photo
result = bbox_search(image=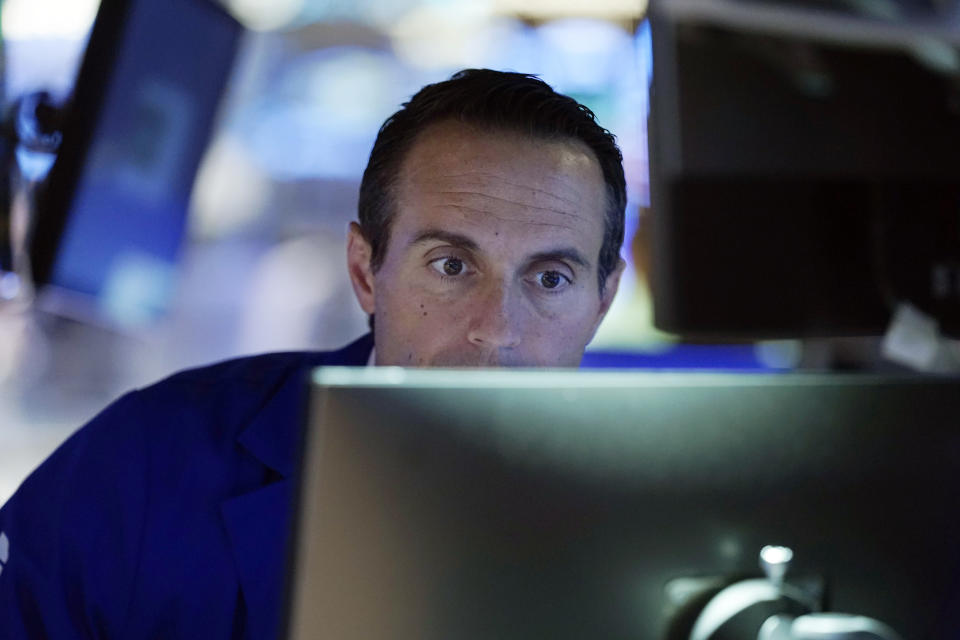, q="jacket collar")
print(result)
[222,333,374,639]
[237,333,375,478]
